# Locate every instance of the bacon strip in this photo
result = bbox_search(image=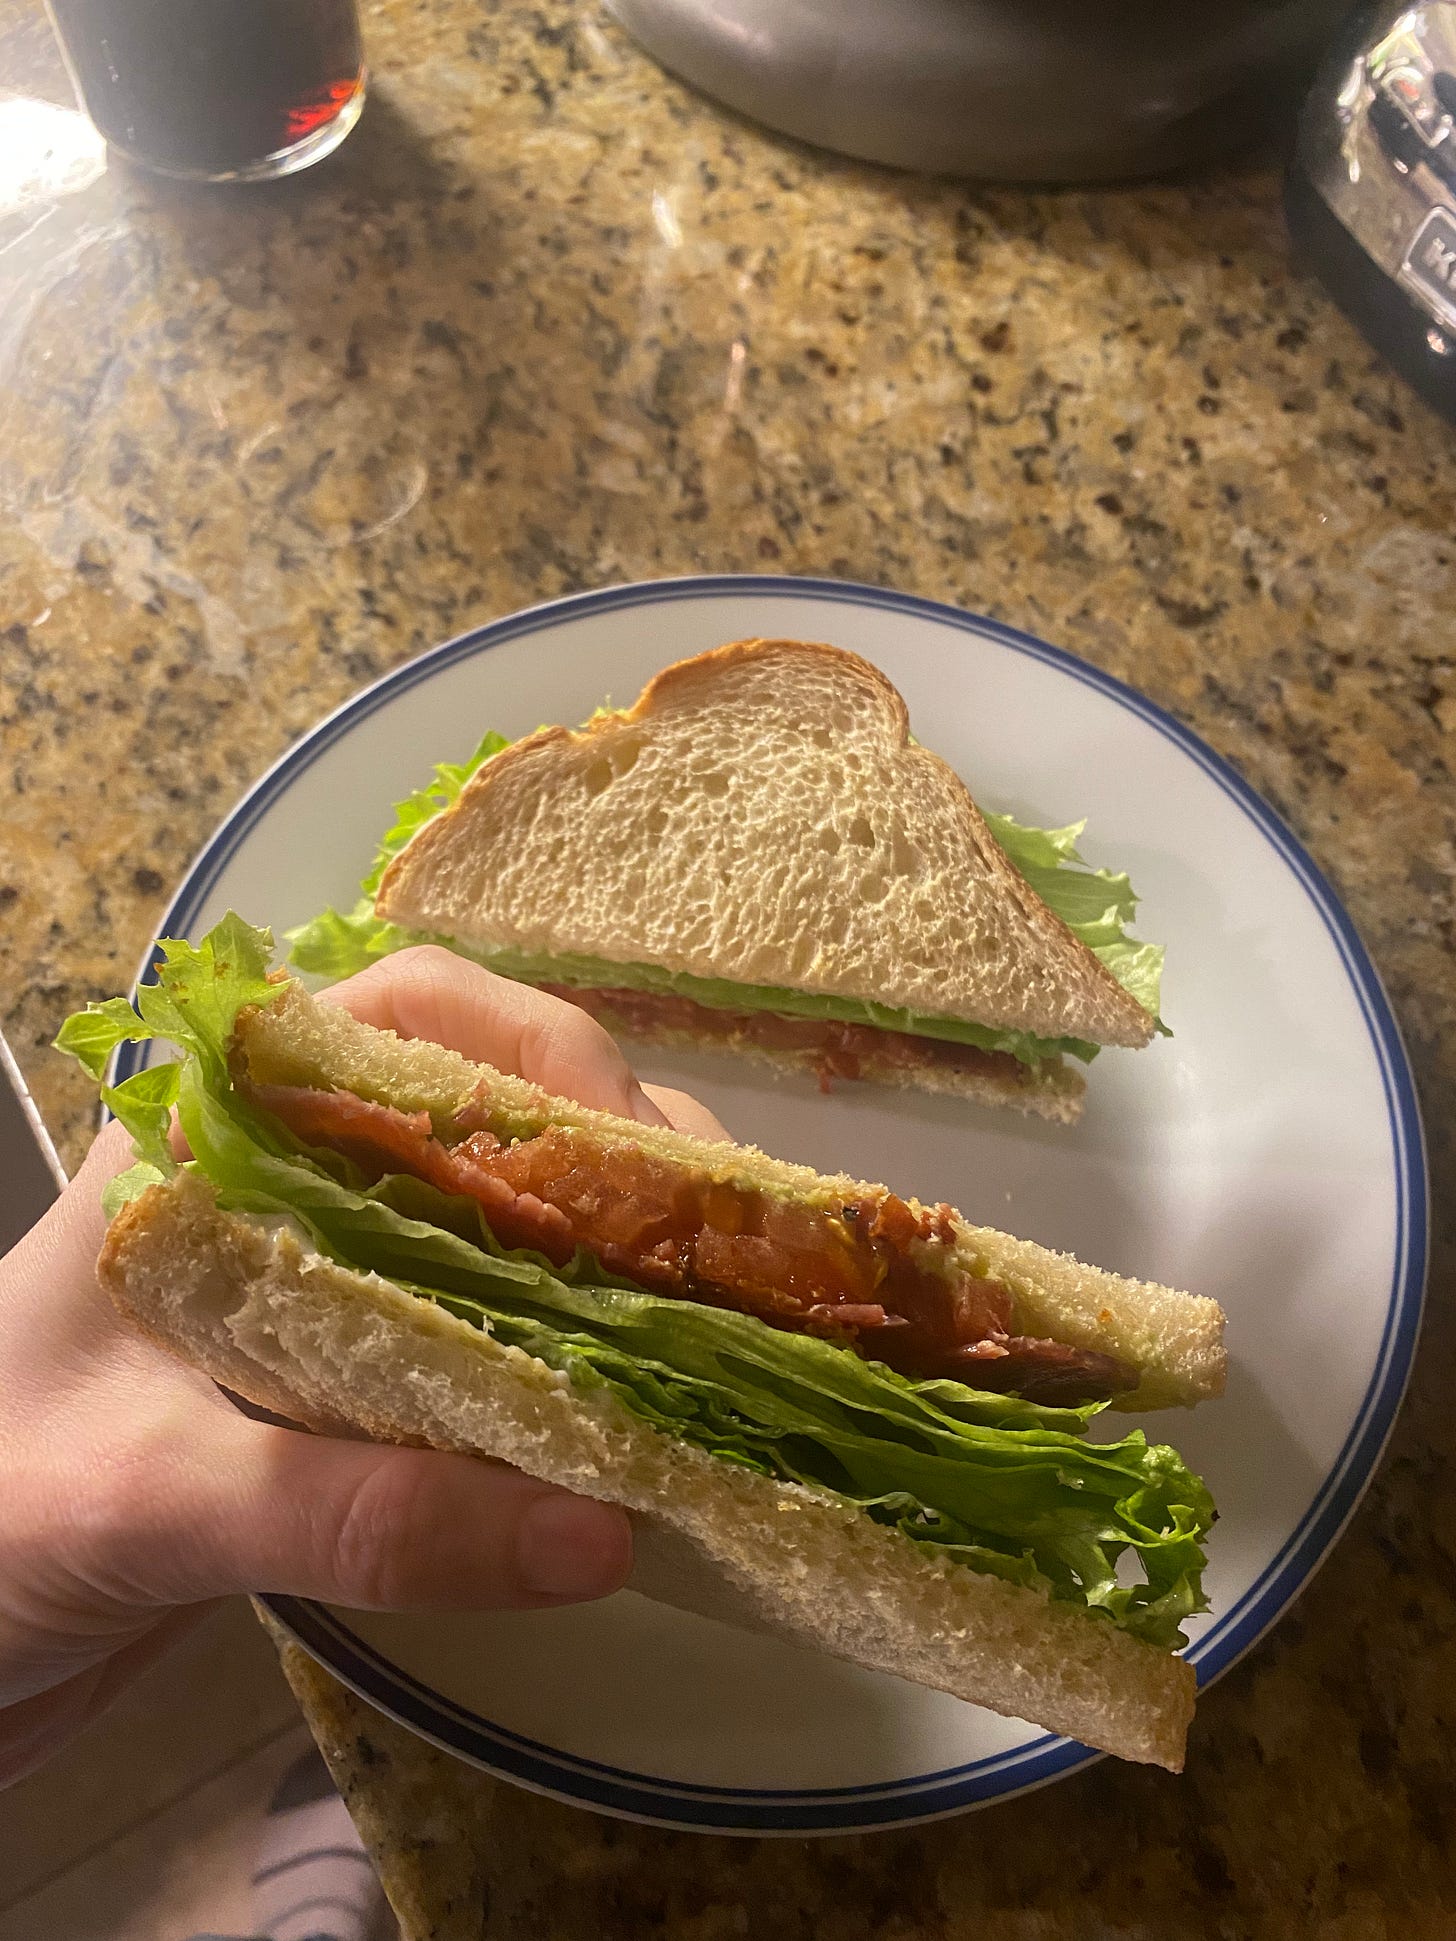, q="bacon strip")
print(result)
[540,983,1041,1095]
[245,1082,1136,1404]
